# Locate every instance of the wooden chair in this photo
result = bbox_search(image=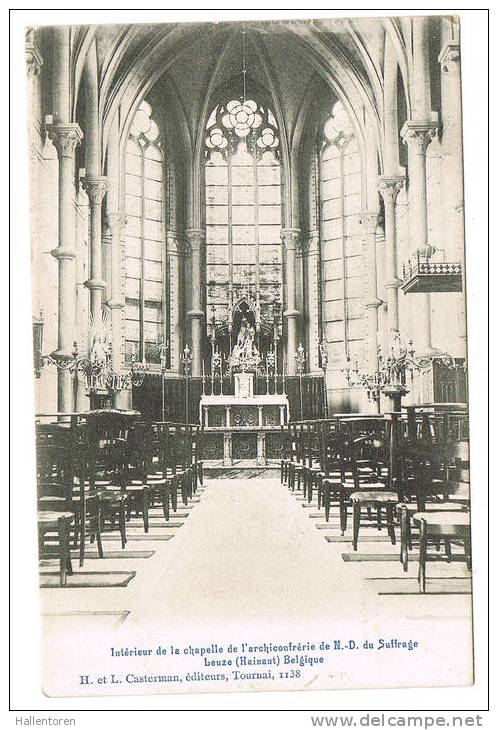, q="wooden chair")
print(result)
[414,511,471,593]
[125,421,169,529]
[280,424,292,487]
[287,423,305,492]
[398,500,469,572]
[37,512,74,586]
[317,424,346,523]
[302,421,324,504]
[338,423,392,538]
[84,411,132,548]
[37,441,103,567]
